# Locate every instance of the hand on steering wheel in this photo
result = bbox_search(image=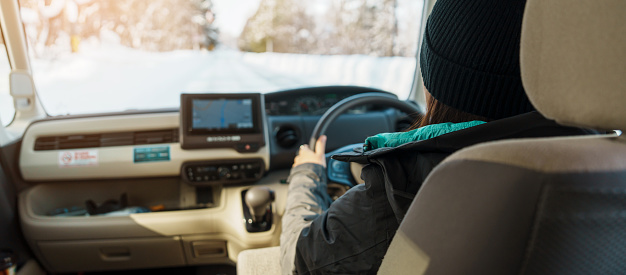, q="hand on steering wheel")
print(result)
[306,92,422,199]
[293,135,327,168]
